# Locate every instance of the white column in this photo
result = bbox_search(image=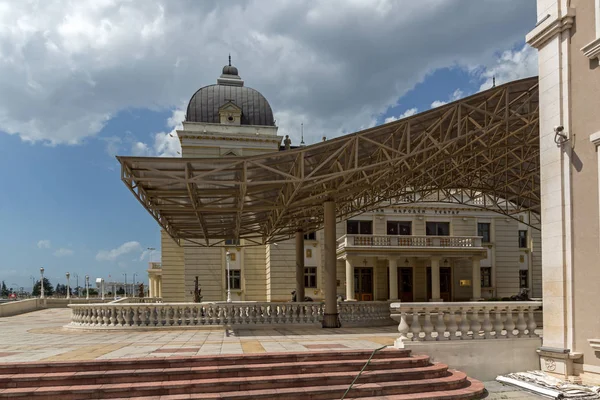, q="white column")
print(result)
[157,277,162,298]
[148,277,154,298]
[295,230,305,302]
[430,257,441,302]
[471,257,482,300]
[389,258,398,300]
[345,258,355,300]
[322,200,339,328]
